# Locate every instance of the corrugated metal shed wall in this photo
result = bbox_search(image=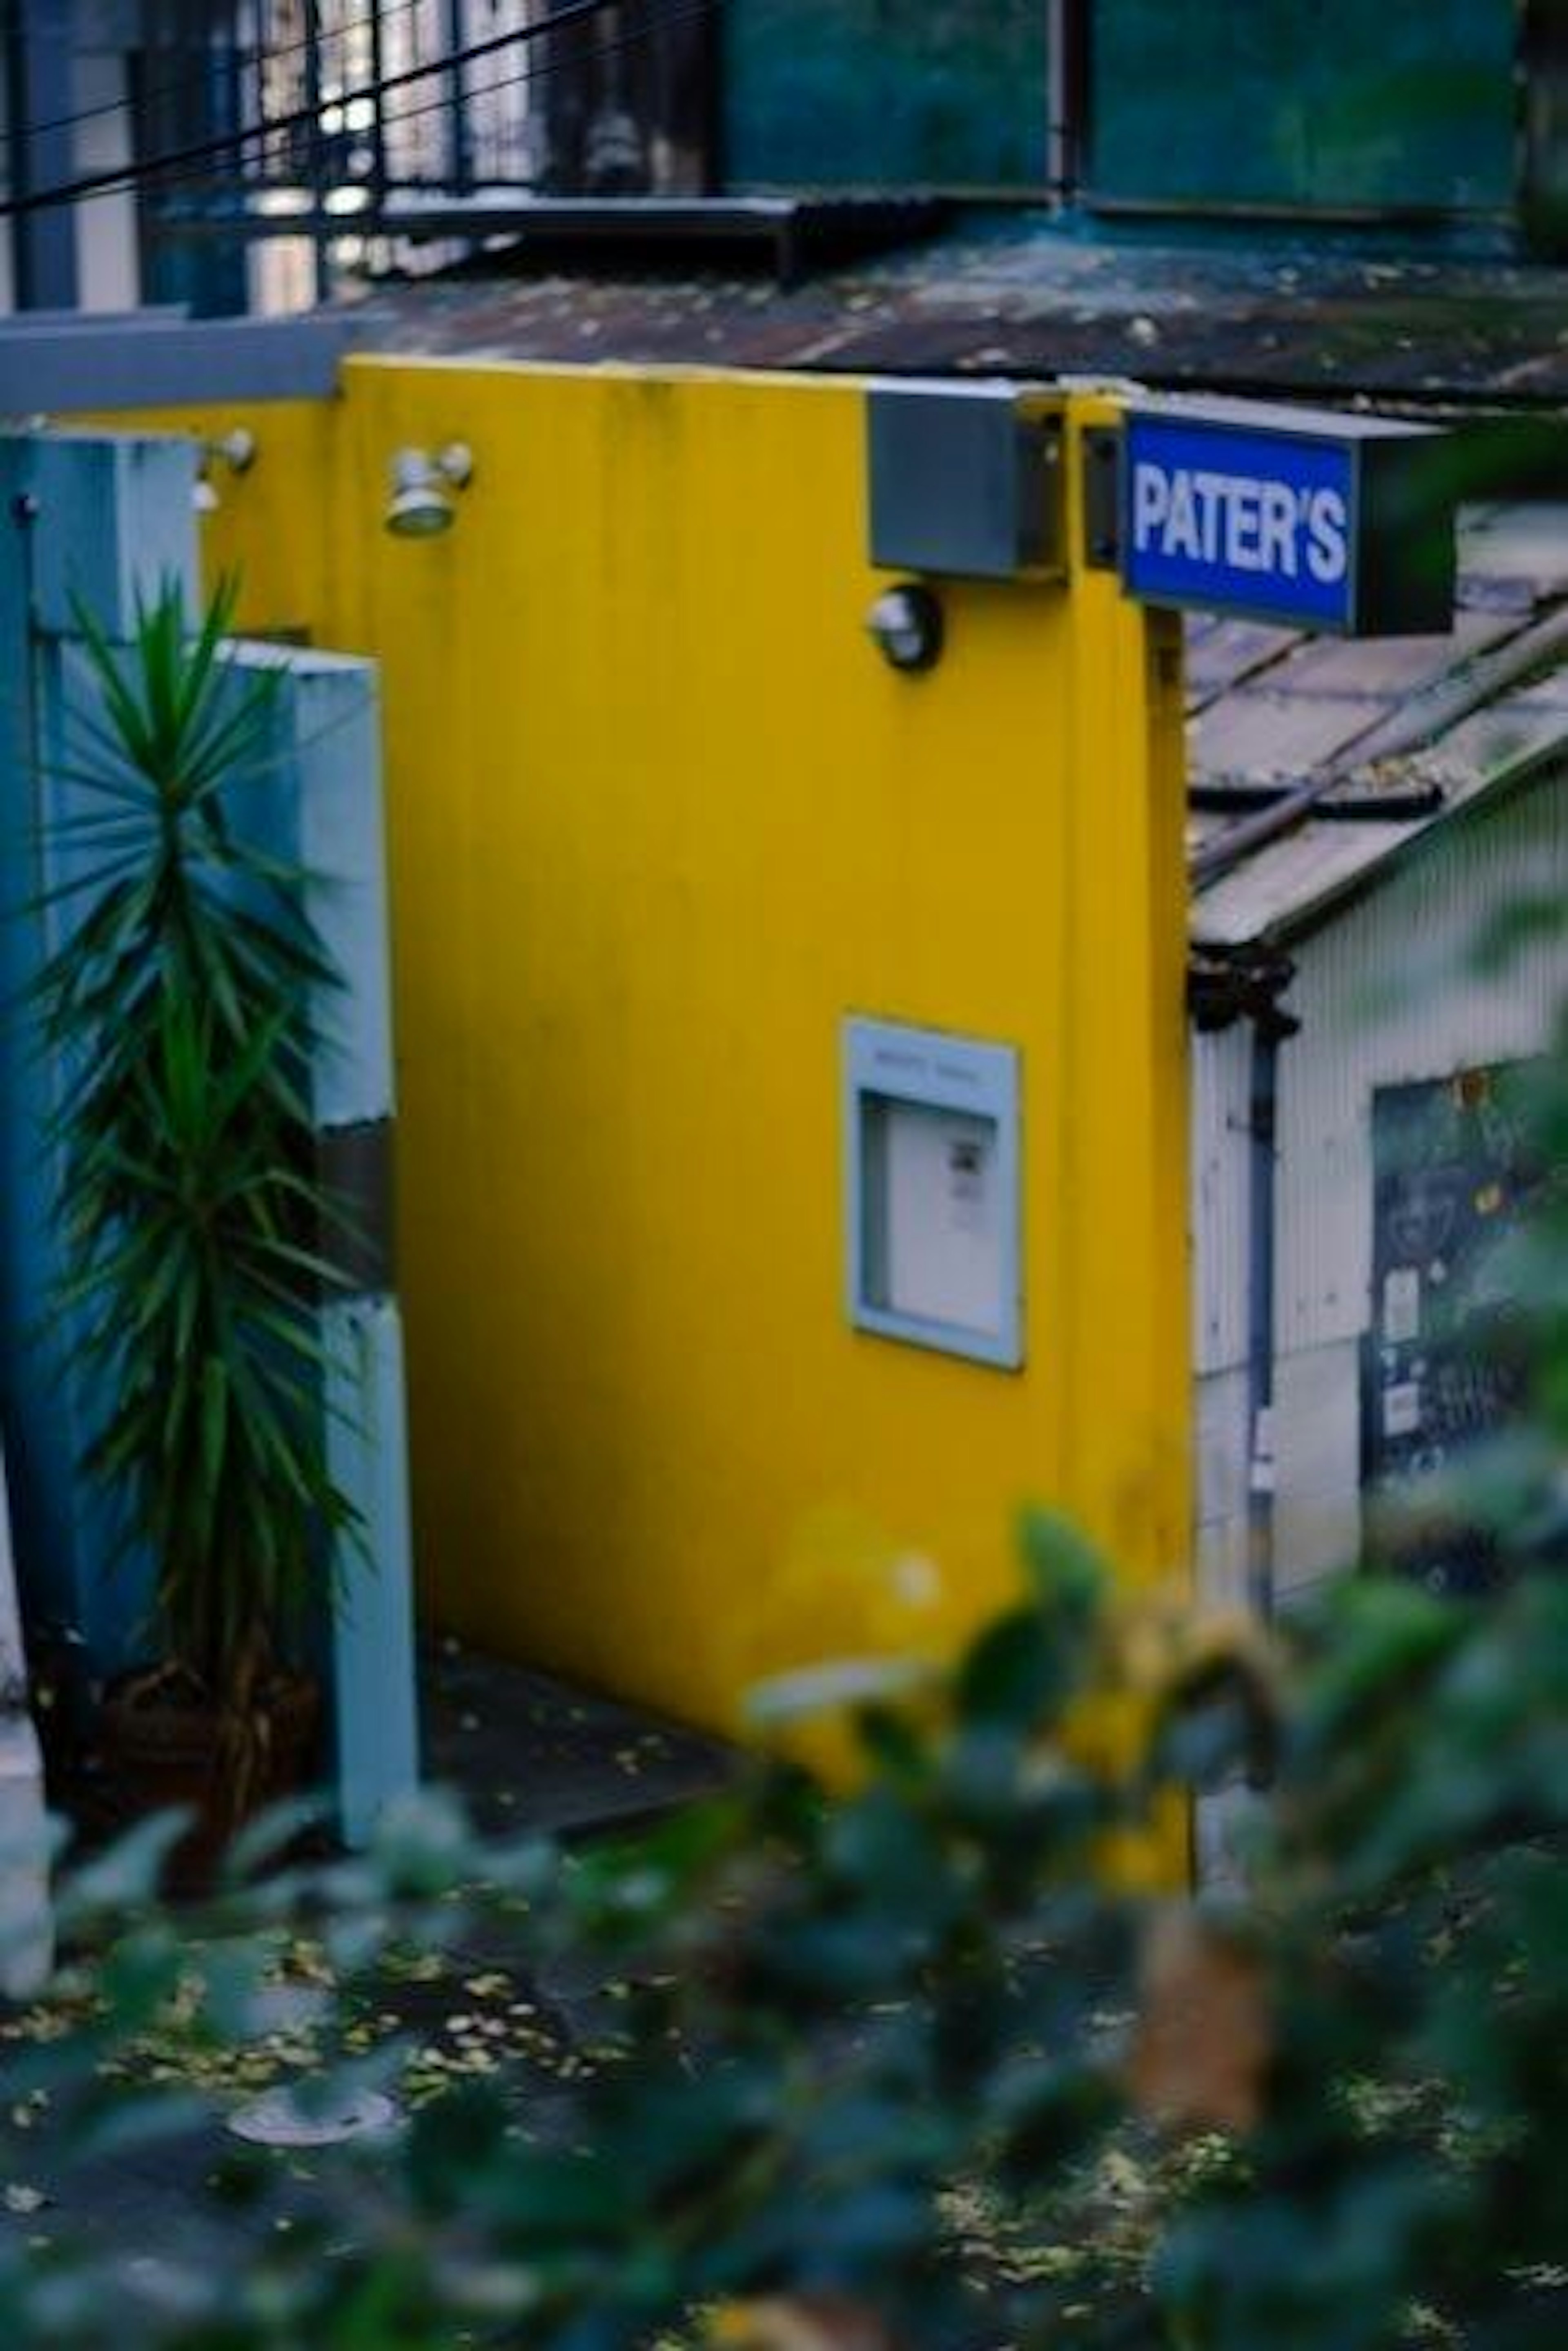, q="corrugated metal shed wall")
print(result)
[1276,764,1568,1363]
[1191,522,1568,1610]
[1191,1020,1251,1376]
[1195,755,1568,1603]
